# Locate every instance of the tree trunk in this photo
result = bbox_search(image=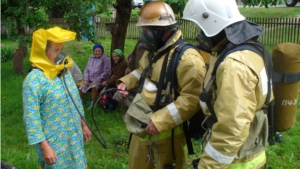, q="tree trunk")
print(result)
[111,0,132,60]
[13,26,27,74]
[13,42,26,74]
